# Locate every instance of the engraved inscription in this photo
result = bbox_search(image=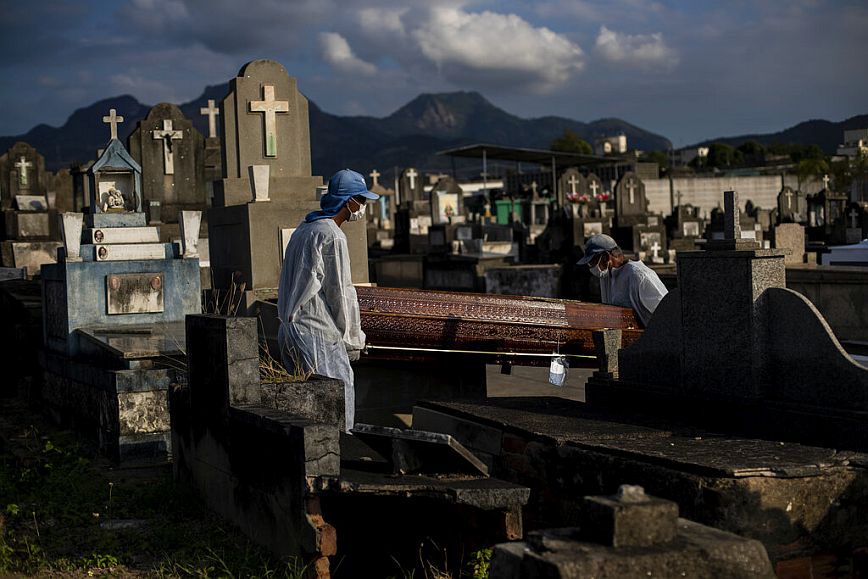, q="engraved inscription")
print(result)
[106,273,165,315]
